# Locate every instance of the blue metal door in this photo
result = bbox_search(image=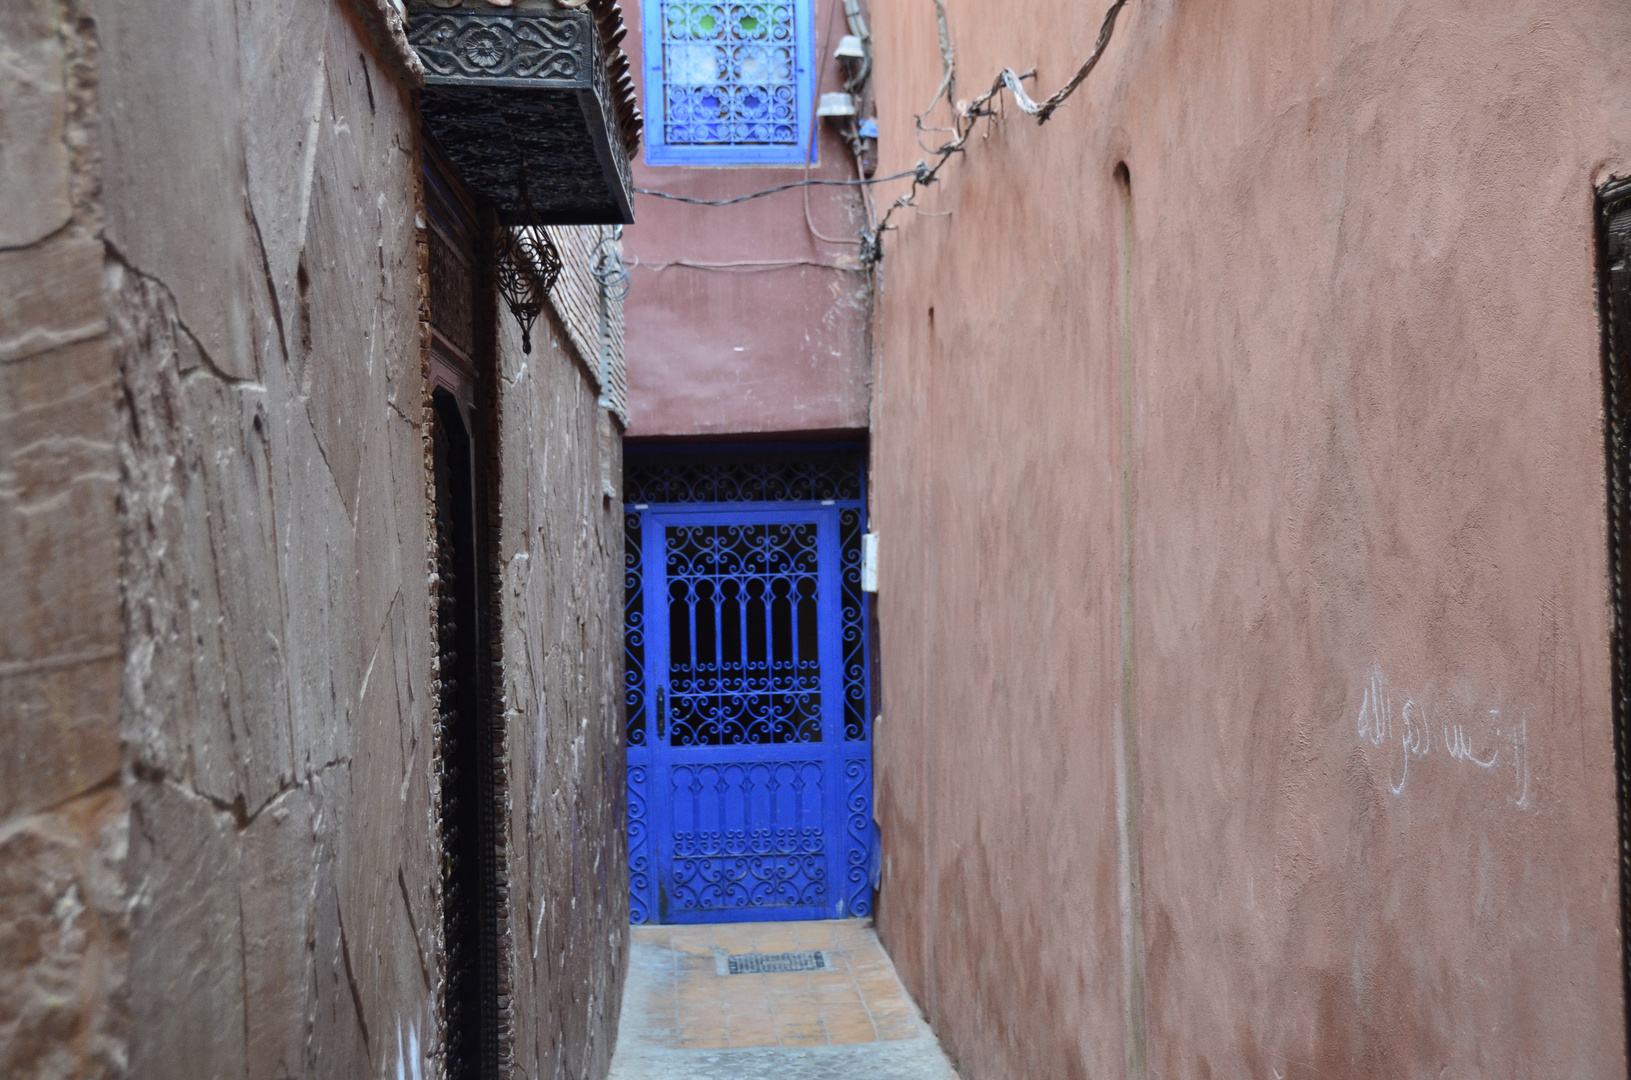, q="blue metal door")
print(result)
[624,448,872,924]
